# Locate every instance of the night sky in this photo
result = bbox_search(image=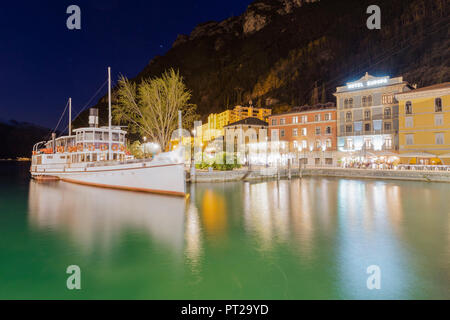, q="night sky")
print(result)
[0,0,251,129]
